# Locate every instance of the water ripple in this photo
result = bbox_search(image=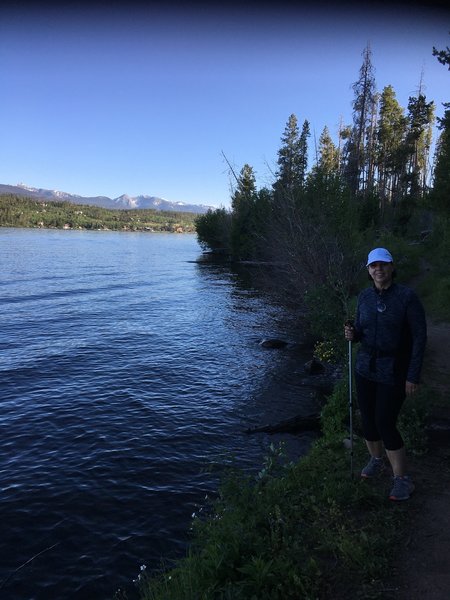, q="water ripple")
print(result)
[0,229,315,599]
